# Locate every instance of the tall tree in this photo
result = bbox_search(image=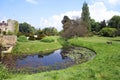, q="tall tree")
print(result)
[14,20,19,35]
[19,22,36,35]
[81,2,91,31]
[100,20,106,29]
[108,15,120,29]
[108,15,120,36]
